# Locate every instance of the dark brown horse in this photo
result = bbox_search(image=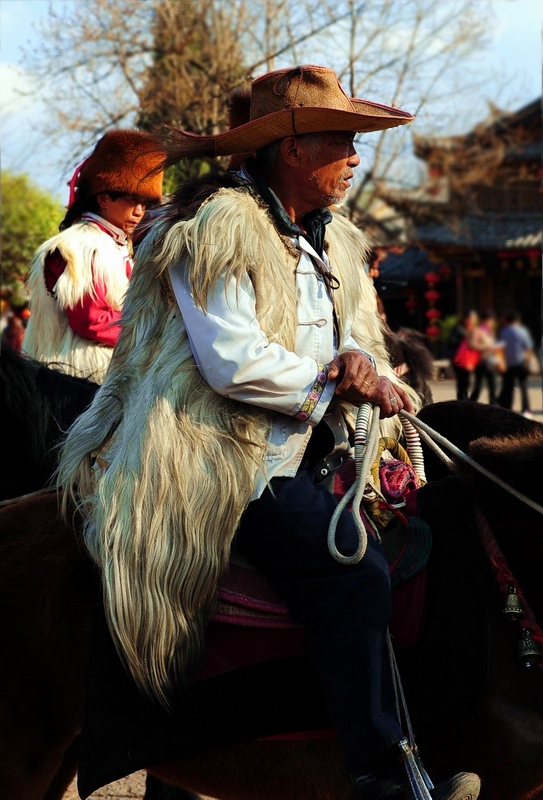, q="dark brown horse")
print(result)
[1,418,542,798]
[0,345,195,800]
[1,345,542,799]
